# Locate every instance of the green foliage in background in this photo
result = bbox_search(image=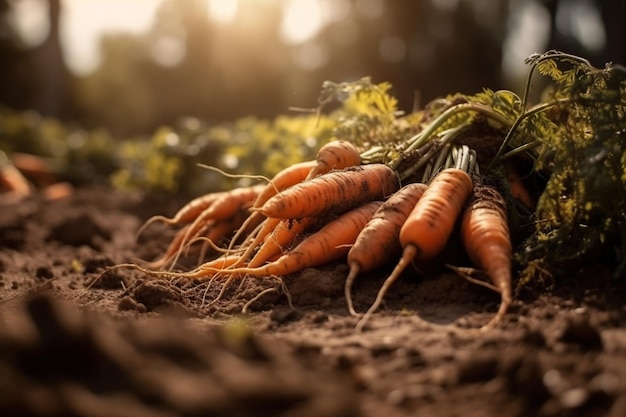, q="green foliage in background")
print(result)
[0,78,400,195]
